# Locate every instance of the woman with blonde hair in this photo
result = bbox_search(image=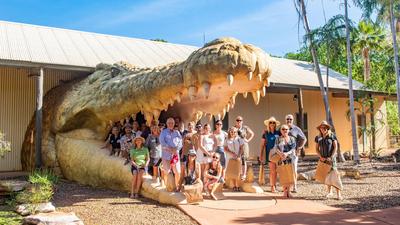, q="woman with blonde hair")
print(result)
[224,126,243,191]
[260,117,280,192]
[129,136,150,198]
[275,124,296,198]
[315,121,343,200]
